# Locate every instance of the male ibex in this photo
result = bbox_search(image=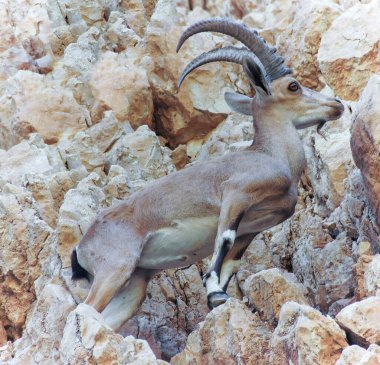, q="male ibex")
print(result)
[71,18,344,330]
